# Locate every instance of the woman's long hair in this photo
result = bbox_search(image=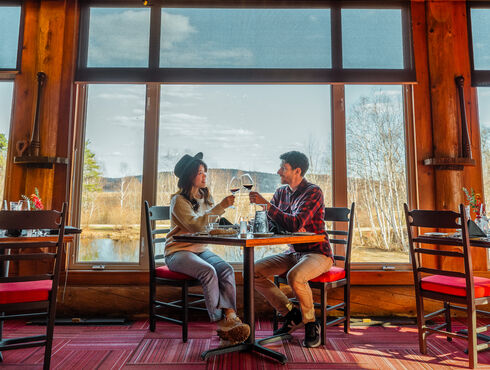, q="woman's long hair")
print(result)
[175,159,212,211]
